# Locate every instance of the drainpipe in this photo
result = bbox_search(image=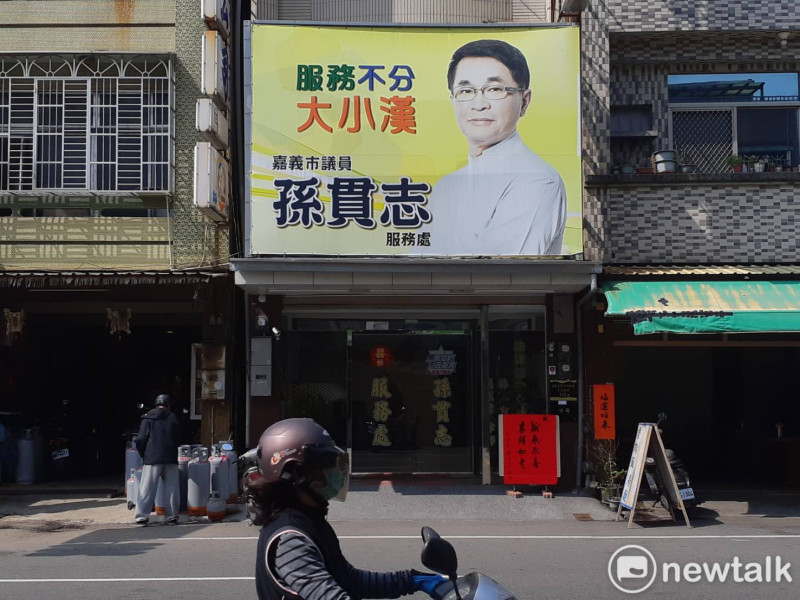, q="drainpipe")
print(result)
[575,273,597,491]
